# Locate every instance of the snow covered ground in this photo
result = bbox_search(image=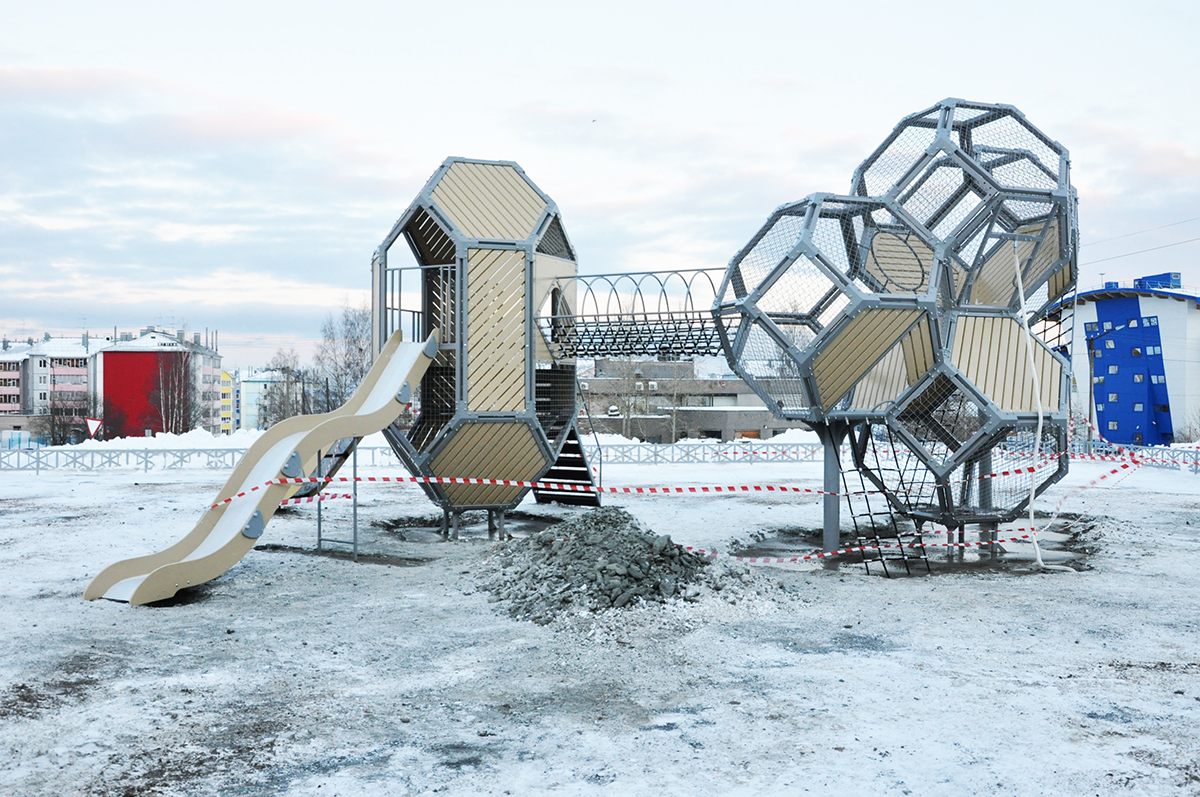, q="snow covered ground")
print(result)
[2,449,1199,795]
